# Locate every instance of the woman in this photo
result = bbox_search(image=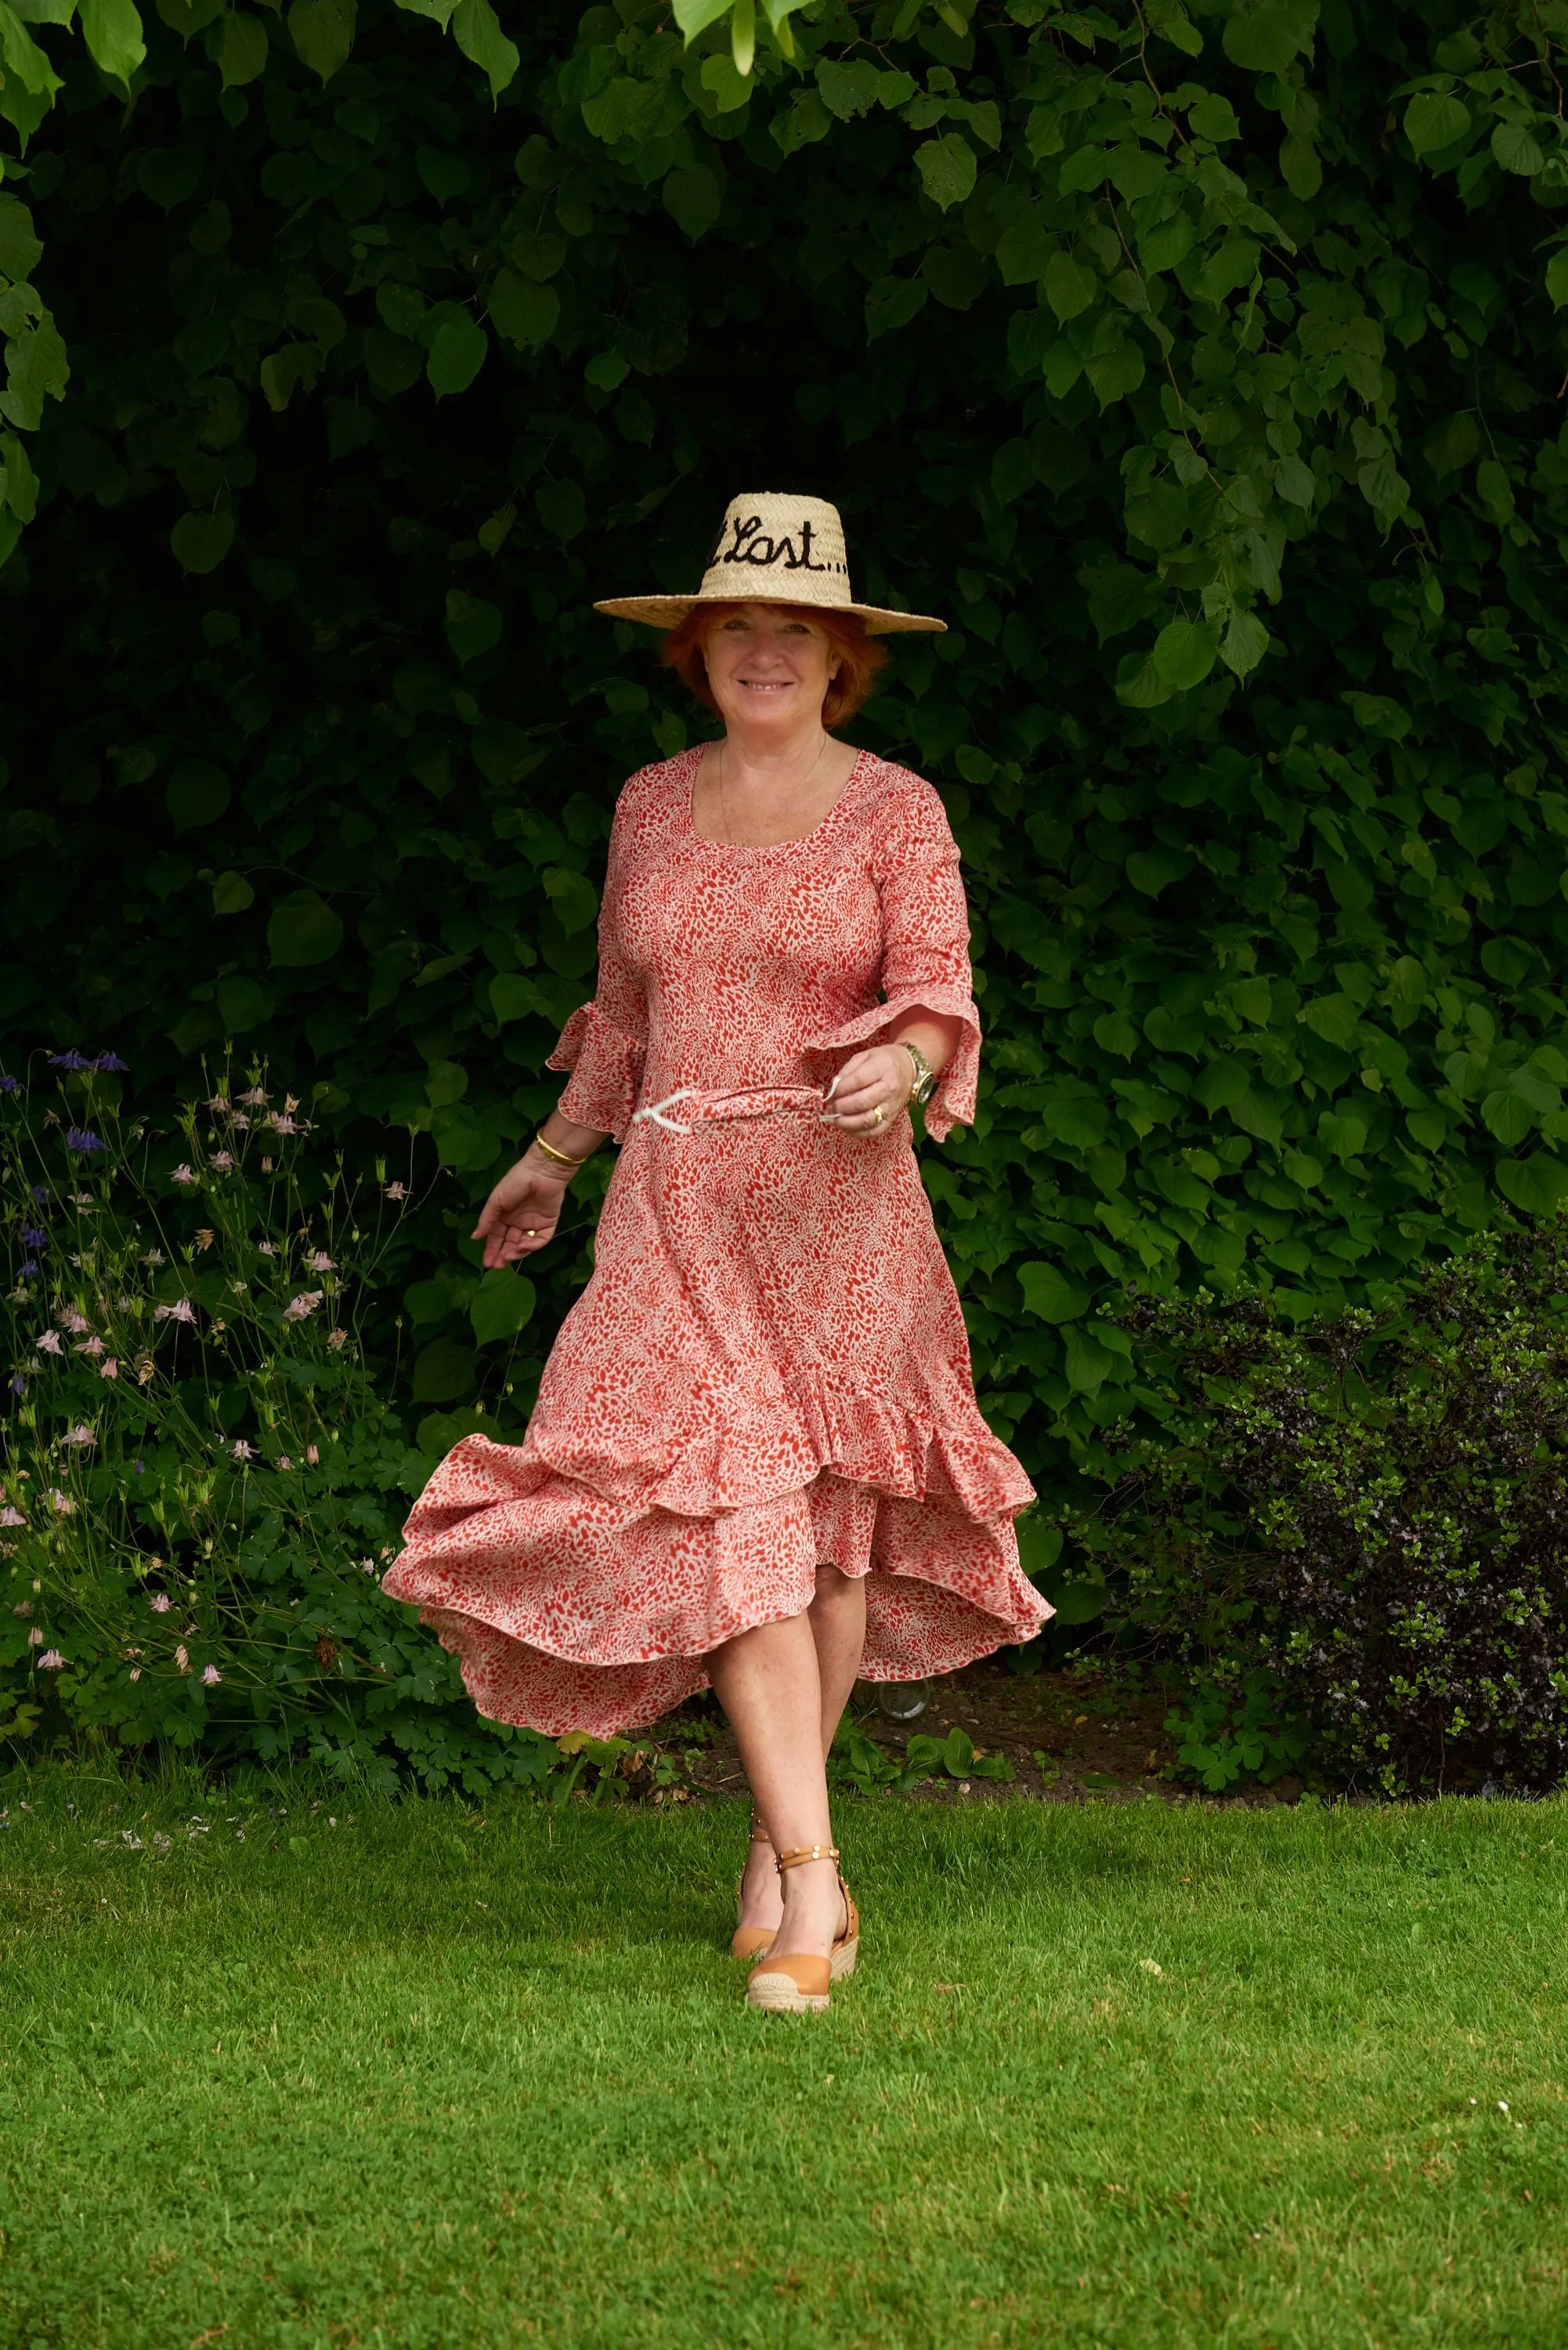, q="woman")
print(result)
[385,493,1050,2012]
